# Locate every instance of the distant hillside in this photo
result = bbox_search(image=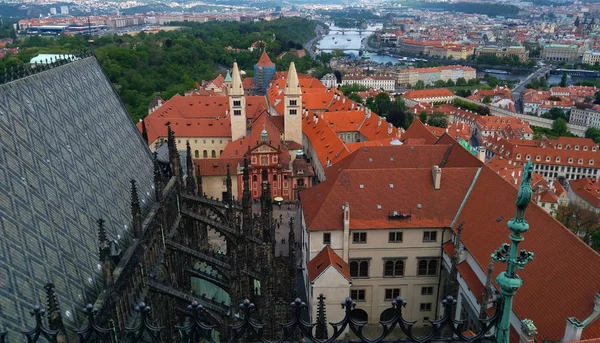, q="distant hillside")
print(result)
[414,2,520,17]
